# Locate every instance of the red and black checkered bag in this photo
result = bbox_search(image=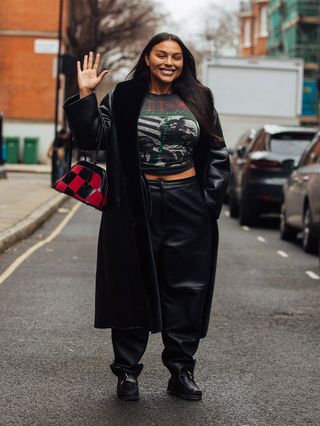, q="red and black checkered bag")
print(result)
[52,109,108,211]
[53,160,108,210]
